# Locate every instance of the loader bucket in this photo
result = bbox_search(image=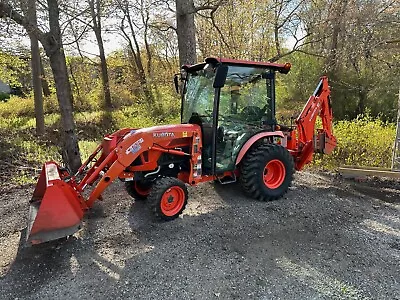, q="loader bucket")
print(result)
[26,162,86,246]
